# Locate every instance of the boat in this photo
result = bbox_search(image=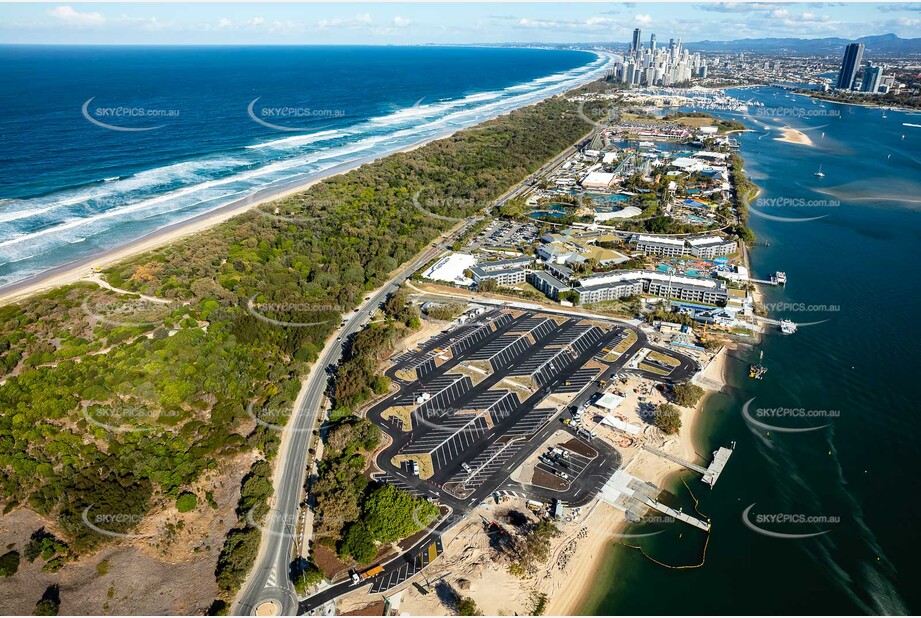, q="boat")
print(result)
[749,351,767,380]
[814,164,825,178]
[775,271,787,285]
[780,320,797,335]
